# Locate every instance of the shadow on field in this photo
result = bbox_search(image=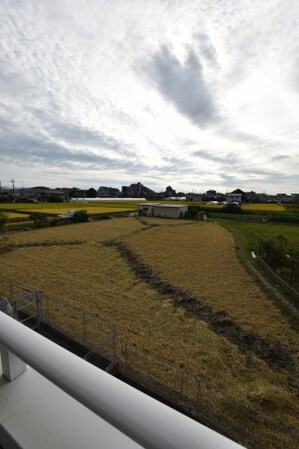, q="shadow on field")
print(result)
[103,240,295,373]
